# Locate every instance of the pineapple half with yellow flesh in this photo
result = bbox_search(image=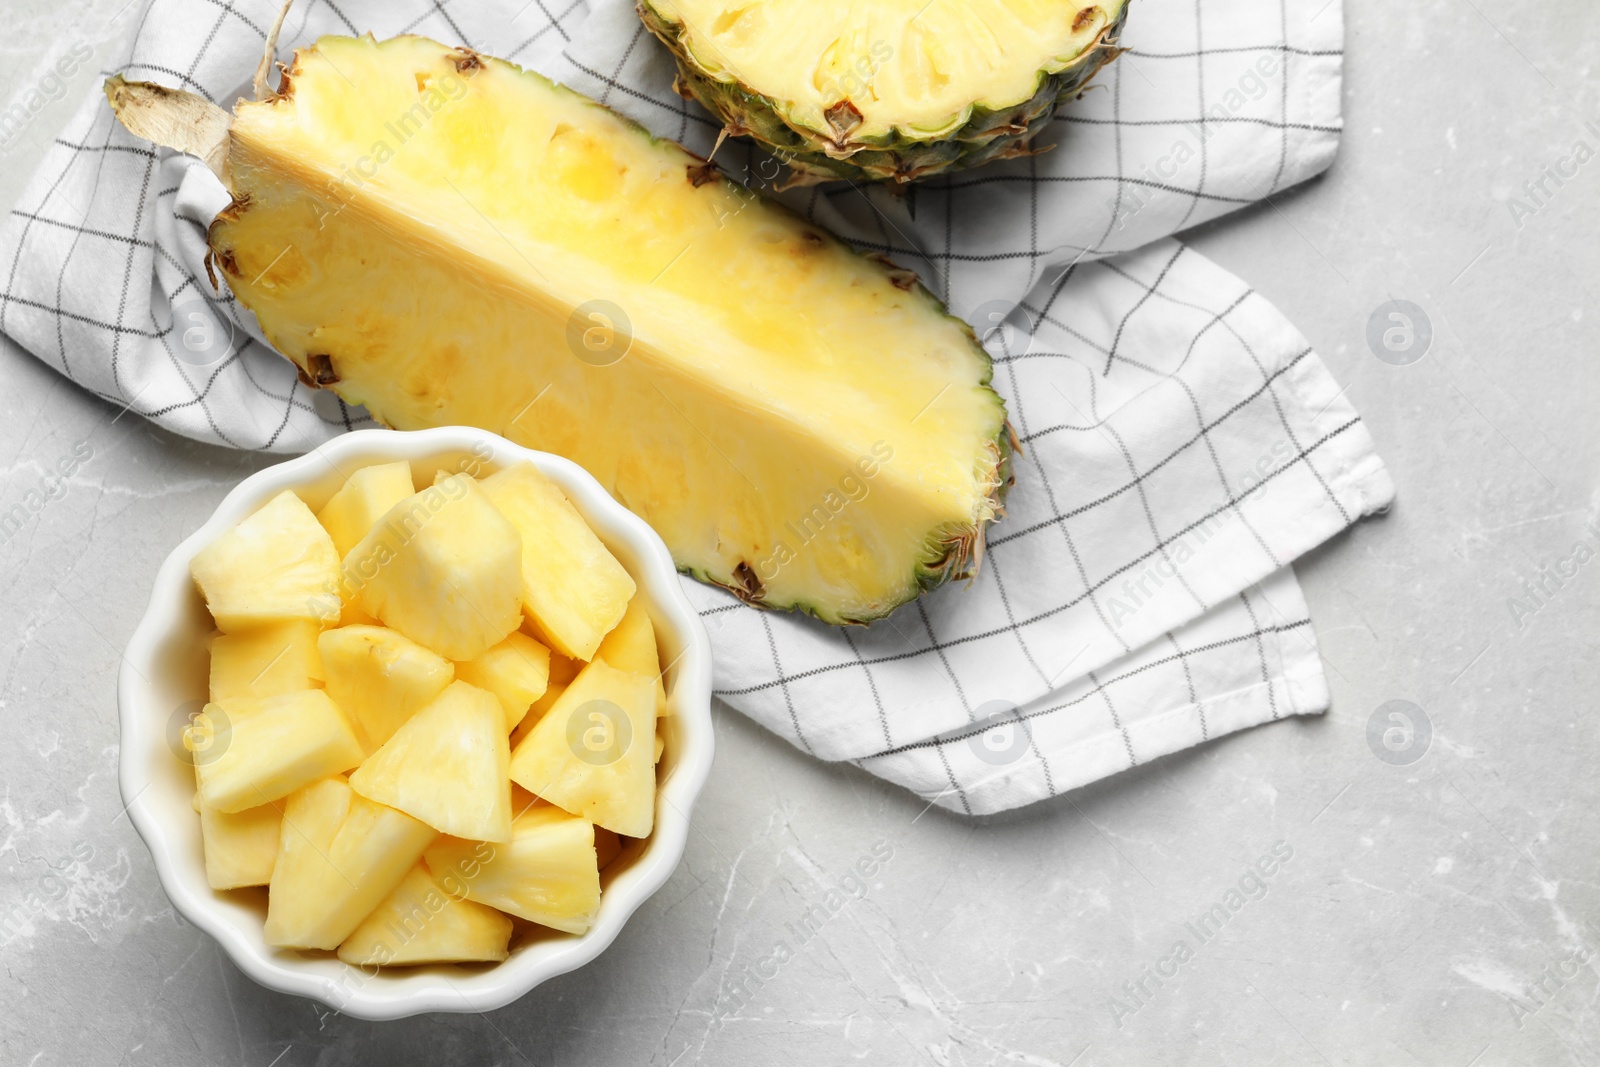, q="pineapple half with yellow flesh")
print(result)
[639,0,1130,184]
[106,33,1011,625]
